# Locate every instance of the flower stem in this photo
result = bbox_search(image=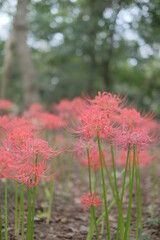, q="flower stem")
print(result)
[91,206,99,240]
[21,185,24,240]
[103,157,116,199]
[31,185,36,240]
[136,153,142,229]
[87,149,100,240]
[124,145,136,240]
[15,181,18,236]
[0,184,2,240]
[26,187,32,240]
[87,149,92,193]
[116,146,130,240]
[31,156,38,240]
[47,180,54,224]
[5,178,7,240]
[110,142,124,239]
[97,135,111,240]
